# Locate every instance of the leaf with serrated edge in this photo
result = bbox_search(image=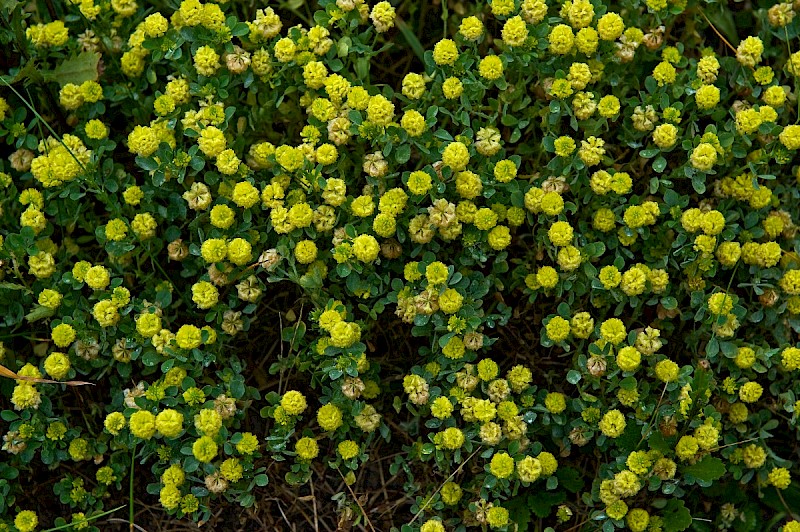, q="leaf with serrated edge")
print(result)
[43,51,100,87]
[662,499,692,532]
[684,455,726,482]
